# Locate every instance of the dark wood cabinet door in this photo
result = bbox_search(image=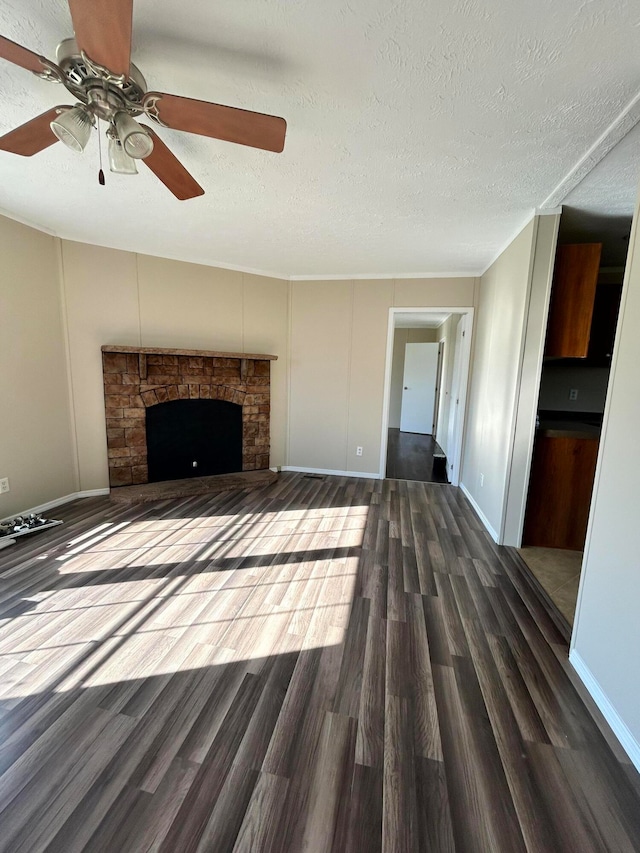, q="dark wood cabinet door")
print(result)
[545,243,602,358]
[523,435,599,550]
[587,282,623,363]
